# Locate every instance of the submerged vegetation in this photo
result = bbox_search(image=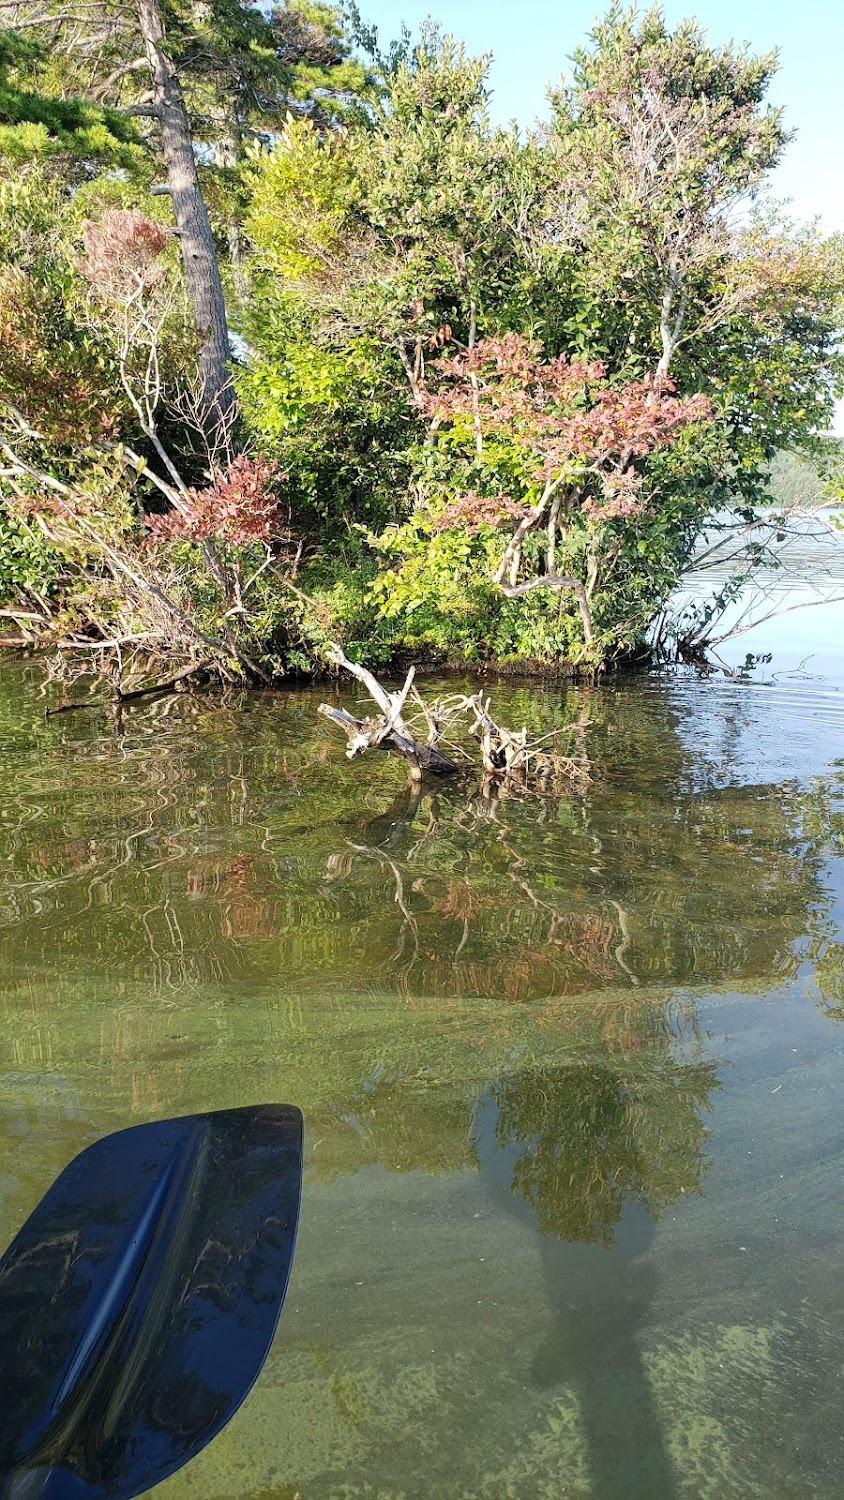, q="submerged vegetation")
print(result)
[1,1,843,682]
